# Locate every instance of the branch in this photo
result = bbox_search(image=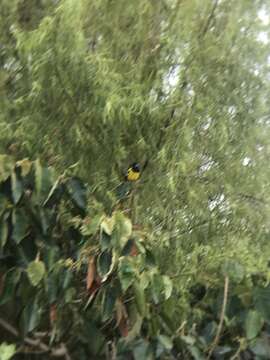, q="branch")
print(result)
[206,276,229,360]
[0,317,71,359]
[200,0,219,38]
